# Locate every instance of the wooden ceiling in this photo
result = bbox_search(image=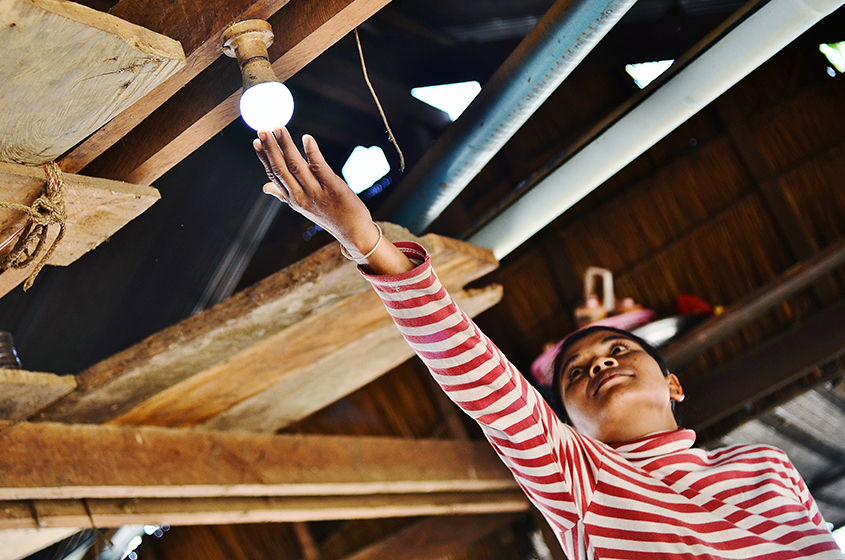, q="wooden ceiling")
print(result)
[0,0,844,558]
